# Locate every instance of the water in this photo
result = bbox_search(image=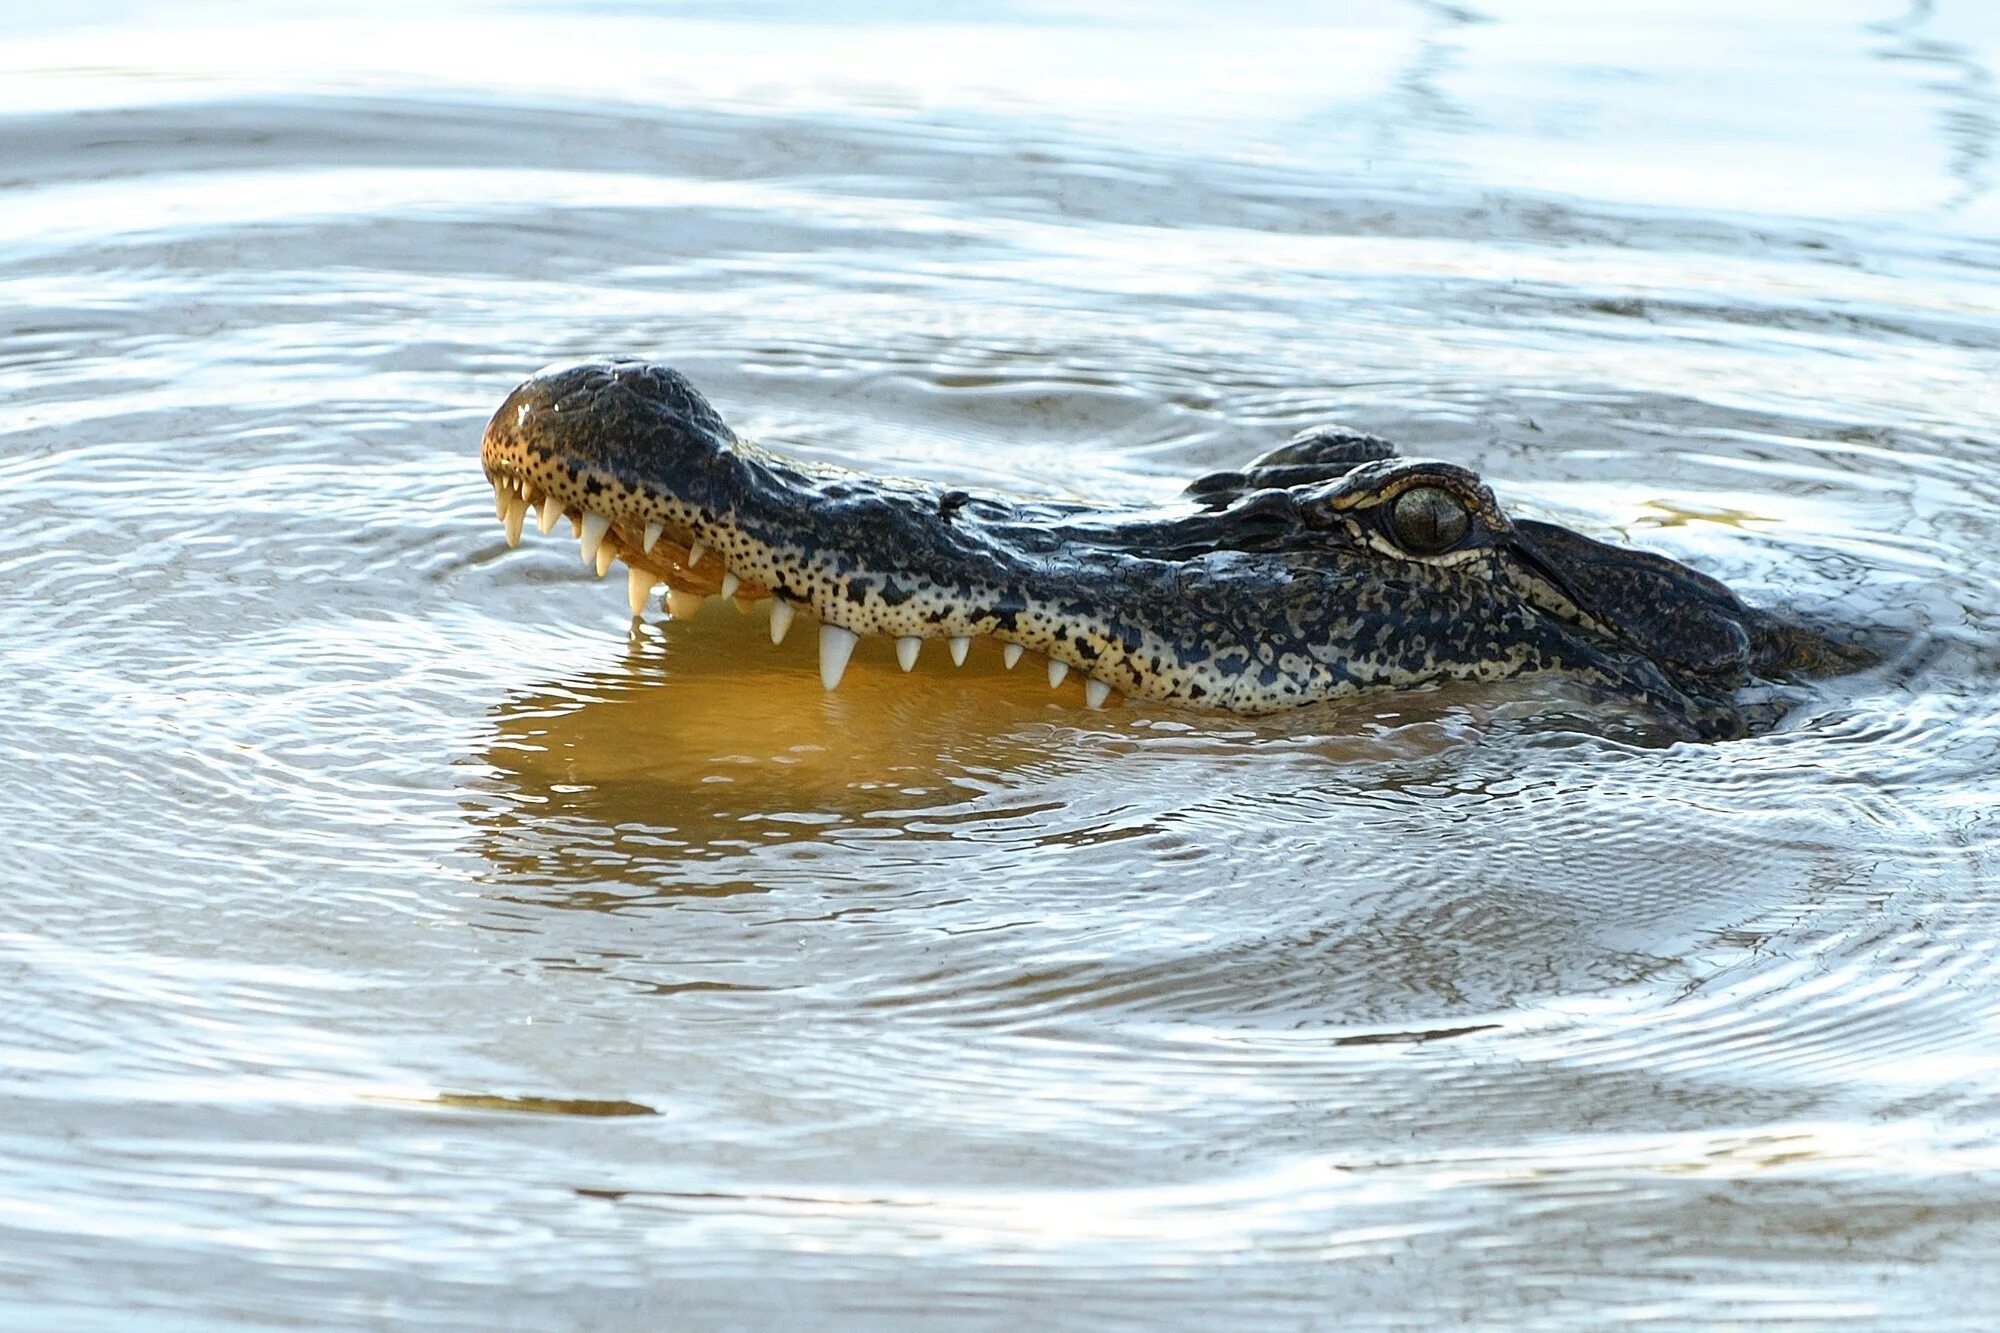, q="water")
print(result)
[4,1,1999,1327]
